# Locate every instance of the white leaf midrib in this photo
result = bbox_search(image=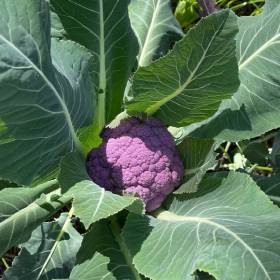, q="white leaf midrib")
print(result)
[239,33,280,70]
[145,15,227,115]
[98,0,106,92]
[90,188,105,223]
[156,210,271,280]
[0,189,59,255]
[138,0,160,67]
[0,34,81,149]
[35,210,74,280]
